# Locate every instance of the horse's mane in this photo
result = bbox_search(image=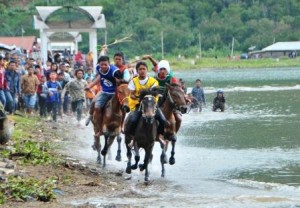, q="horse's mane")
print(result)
[169,83,181,87]
[139,89,158,101]
[116,79,129,86]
